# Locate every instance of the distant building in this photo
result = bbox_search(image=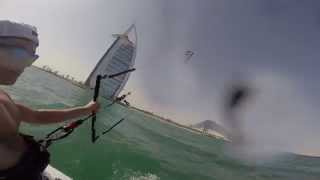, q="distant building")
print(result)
[85,25,137,99]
